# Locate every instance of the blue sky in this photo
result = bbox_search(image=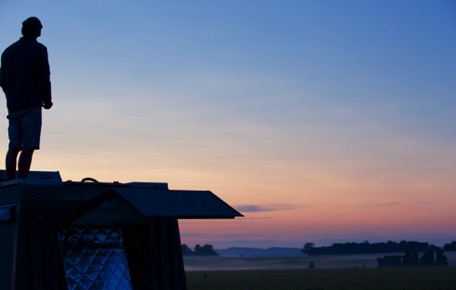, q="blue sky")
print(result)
[1,1,456,248]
